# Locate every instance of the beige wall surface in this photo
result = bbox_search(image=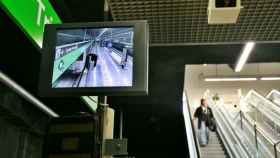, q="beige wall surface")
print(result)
[184,63,280,110]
